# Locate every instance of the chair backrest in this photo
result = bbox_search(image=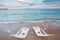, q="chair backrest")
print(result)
[40,28,47,35]
[16,27,29,36]
[16,29,22,35]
